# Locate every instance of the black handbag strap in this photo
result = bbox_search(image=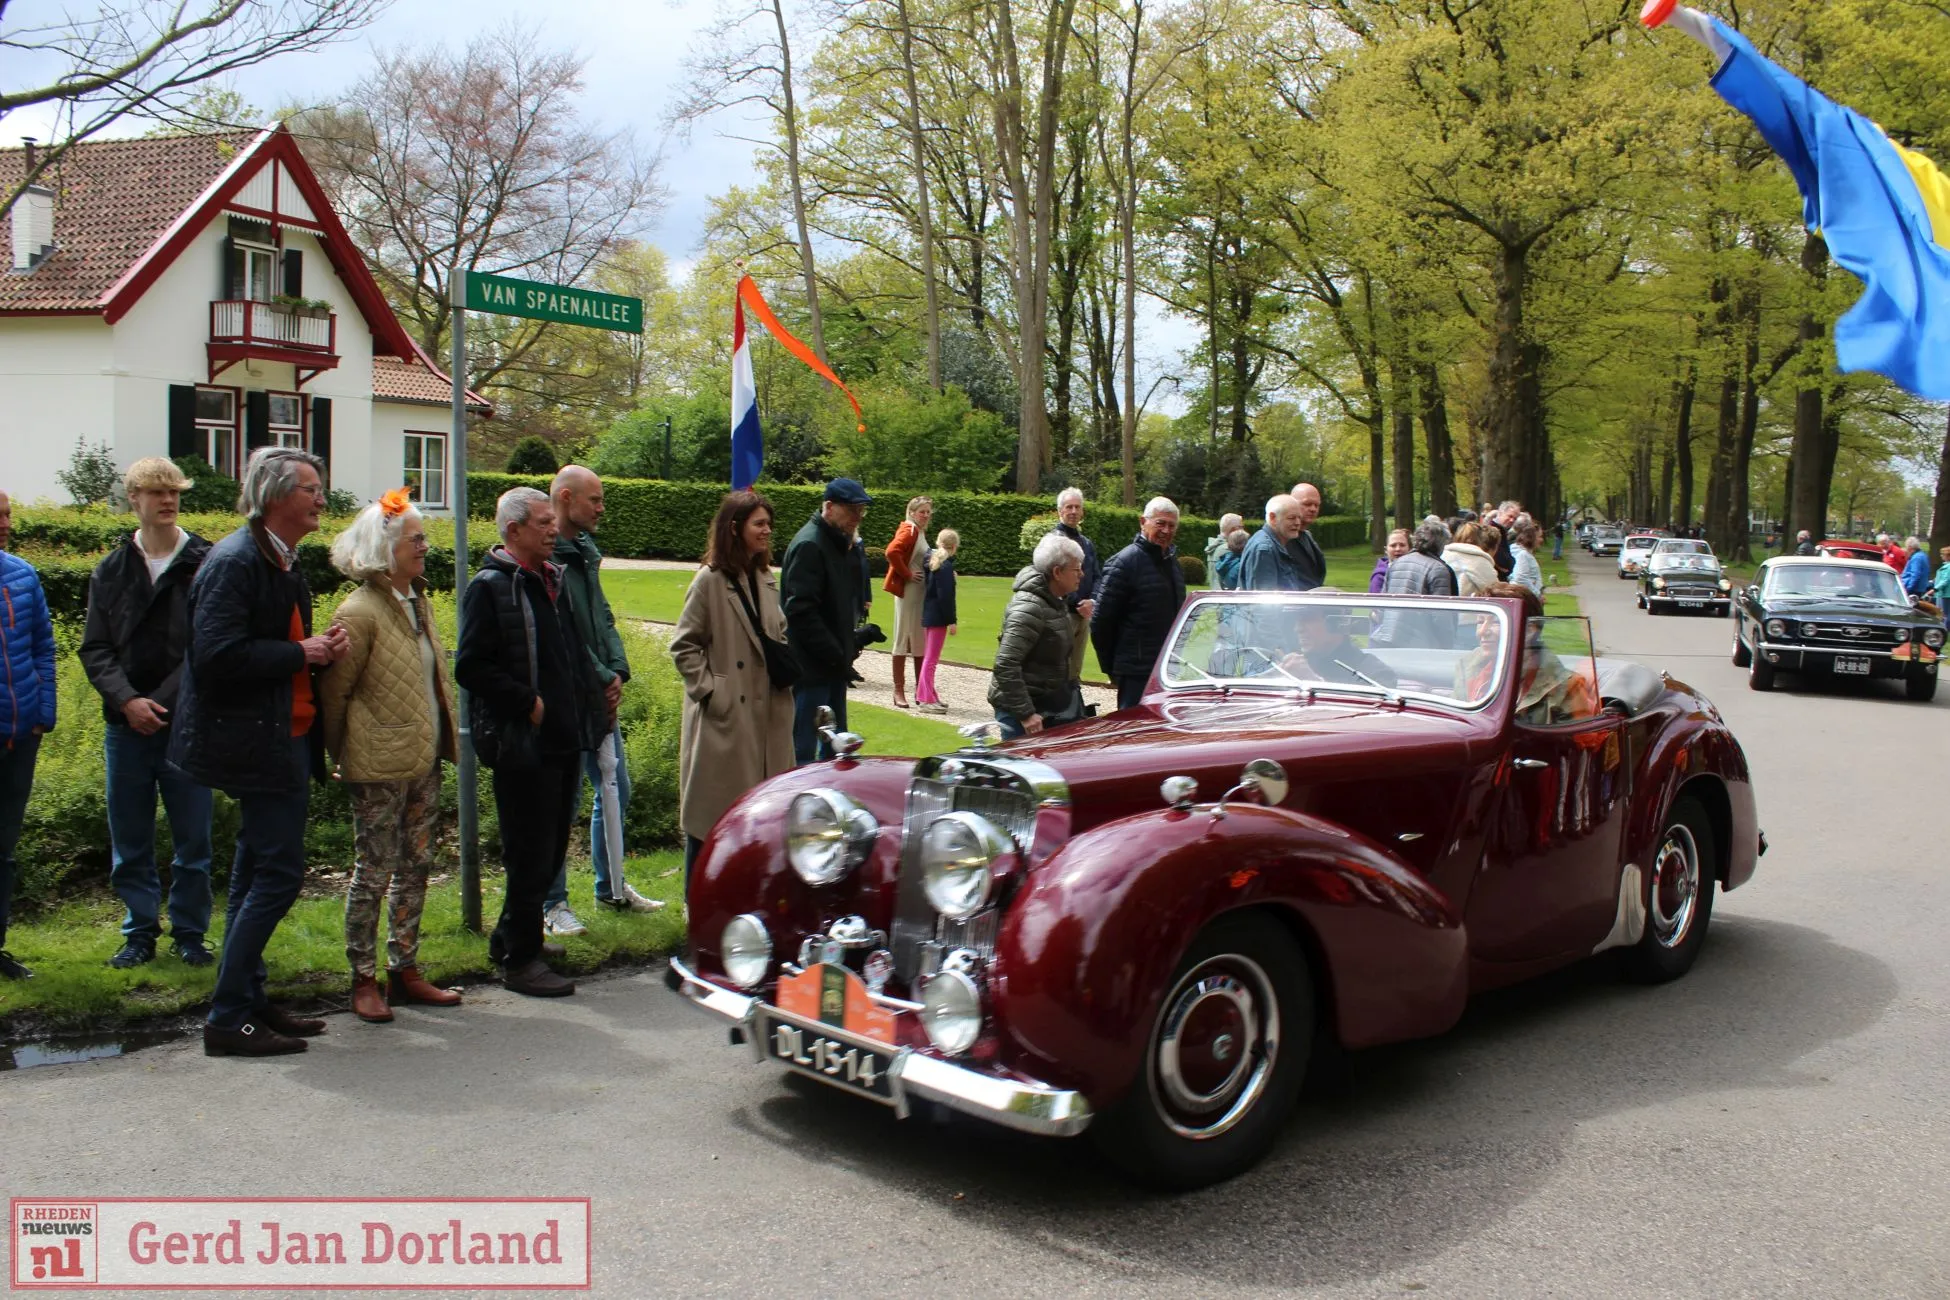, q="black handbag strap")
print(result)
[729,570,771,645]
